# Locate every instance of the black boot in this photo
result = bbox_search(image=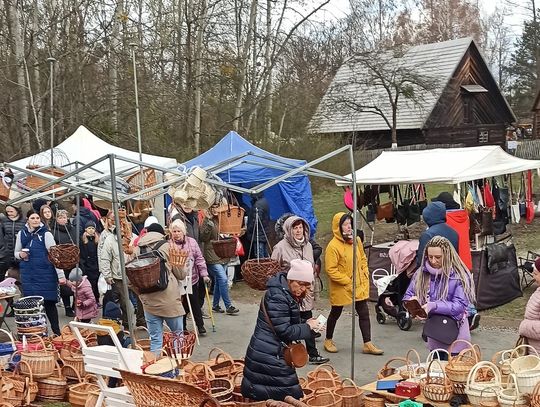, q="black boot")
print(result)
[65,307,75,317]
